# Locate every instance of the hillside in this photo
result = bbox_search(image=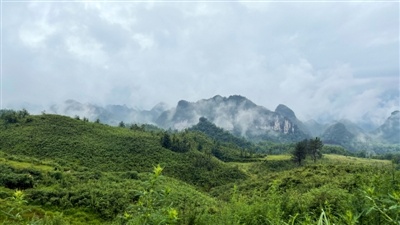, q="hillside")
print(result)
[0,112,245,189]
[320,116,400,153]
[189,117,253,149]
[373,110,400,144]
[0,110,399,225]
